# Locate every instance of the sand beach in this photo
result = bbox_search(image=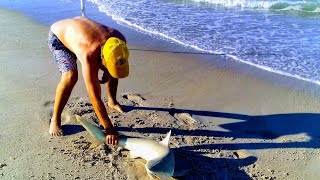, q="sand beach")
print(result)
[1,6,320,180]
